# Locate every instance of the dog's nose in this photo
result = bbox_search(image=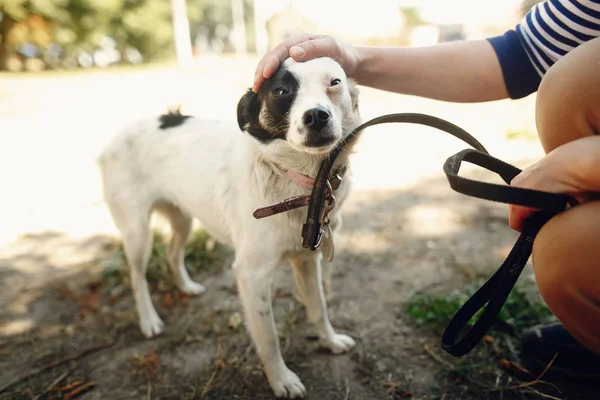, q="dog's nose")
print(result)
[303,107,330,131]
